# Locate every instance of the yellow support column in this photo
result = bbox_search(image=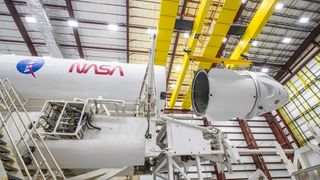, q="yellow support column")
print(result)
[228,0,278,69]
[154,0,180,66]
[168,0,211,108]
[181,0,242,109]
